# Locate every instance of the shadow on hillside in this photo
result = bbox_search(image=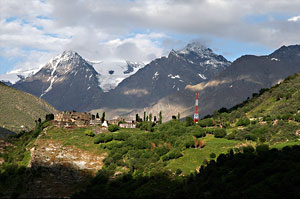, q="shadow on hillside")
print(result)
[1,145,300,198]
[0,127,16,140]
